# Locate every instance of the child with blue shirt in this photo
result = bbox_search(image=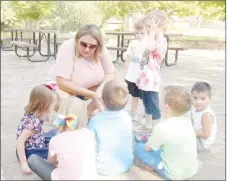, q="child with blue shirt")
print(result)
[88,80,134,176]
